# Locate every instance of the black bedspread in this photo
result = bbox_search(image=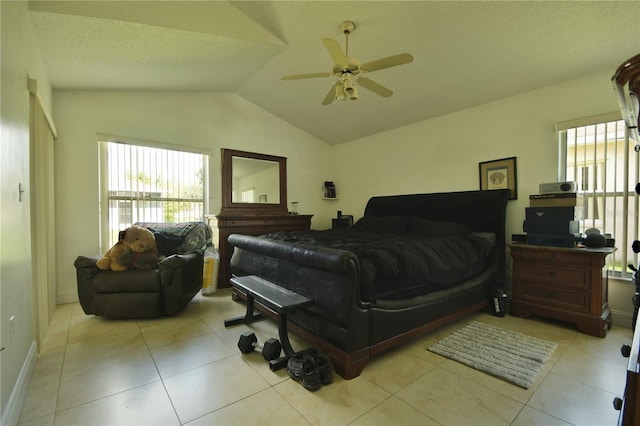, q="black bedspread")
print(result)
[259,229,494,301]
